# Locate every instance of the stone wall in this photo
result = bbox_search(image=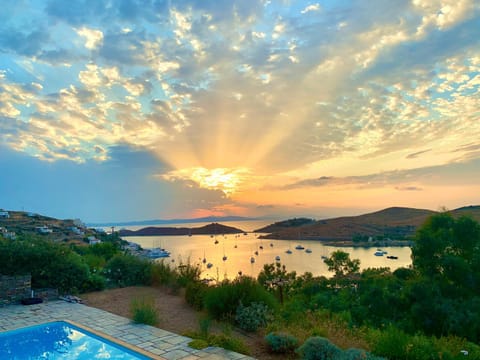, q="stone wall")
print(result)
[0,275,31,306]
